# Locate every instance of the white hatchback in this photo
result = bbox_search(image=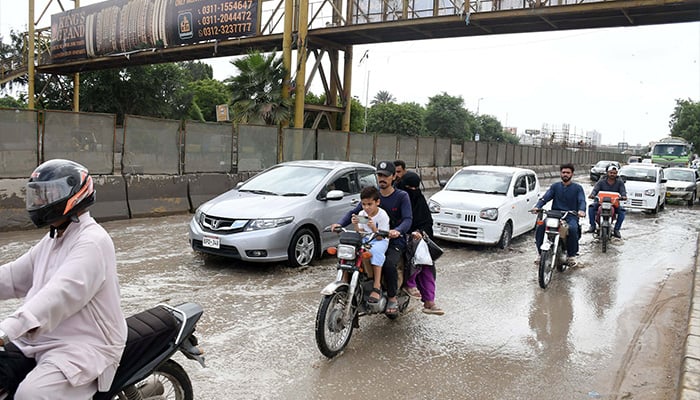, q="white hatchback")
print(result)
[619,164,667,213]
[428,166,540,248]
